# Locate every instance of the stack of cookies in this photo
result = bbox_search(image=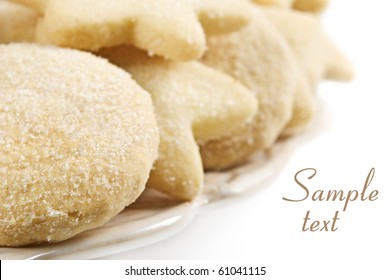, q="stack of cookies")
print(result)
[0,0,353,247]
